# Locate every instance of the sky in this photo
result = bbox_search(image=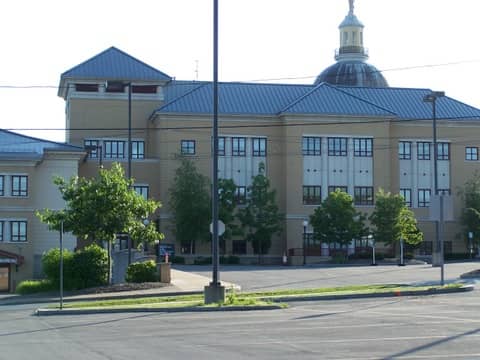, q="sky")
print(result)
[1,0,480,142]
